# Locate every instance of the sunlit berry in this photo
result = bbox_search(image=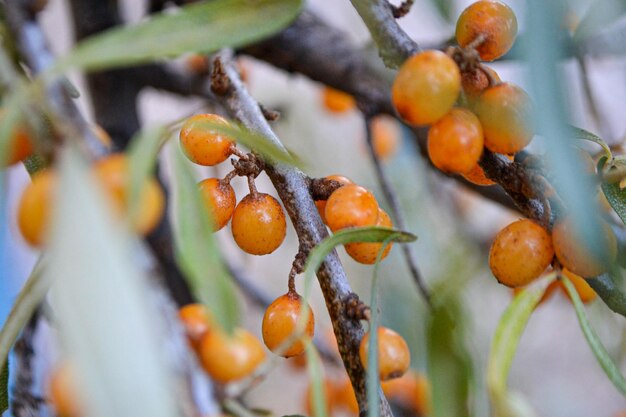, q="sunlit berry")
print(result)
[381,371,431,416]
[179,303,214,350]
[552,216,617,277]
[17,169,57,247]
[359,327,410,381]
[560,269,597,303]
[315,175,353,224]
[322,87,356,113]
[427,108,484,174]
[48,363,83,417]
[262,292,315,358]
[370,115,400,161]
[324,184,379,232]
[475,83,533,154]
[392,50,461,126]
[199,327,266,383]
[489,219,554,287]
[231,192,287,255]
[198,178,236,231]
[345,209,393,264]
[179,114,235,166]
[455,0,518,61]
